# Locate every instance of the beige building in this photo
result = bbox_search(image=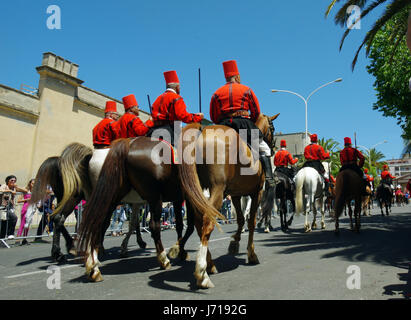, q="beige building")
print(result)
[0,52,150,185]
[274,132,310,158]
